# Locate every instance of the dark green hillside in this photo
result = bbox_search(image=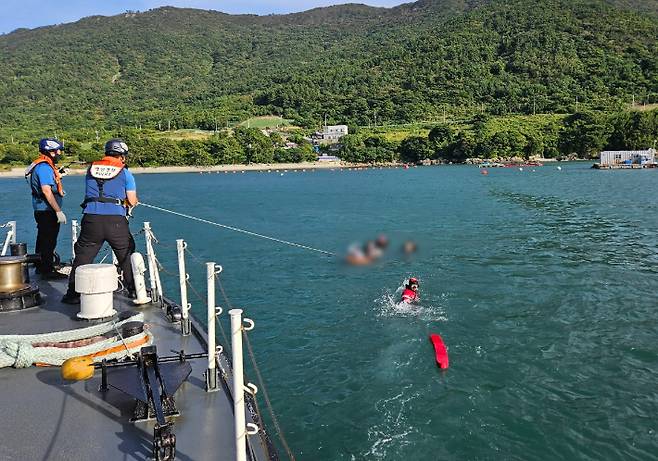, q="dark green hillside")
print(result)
[0,0,656,135]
